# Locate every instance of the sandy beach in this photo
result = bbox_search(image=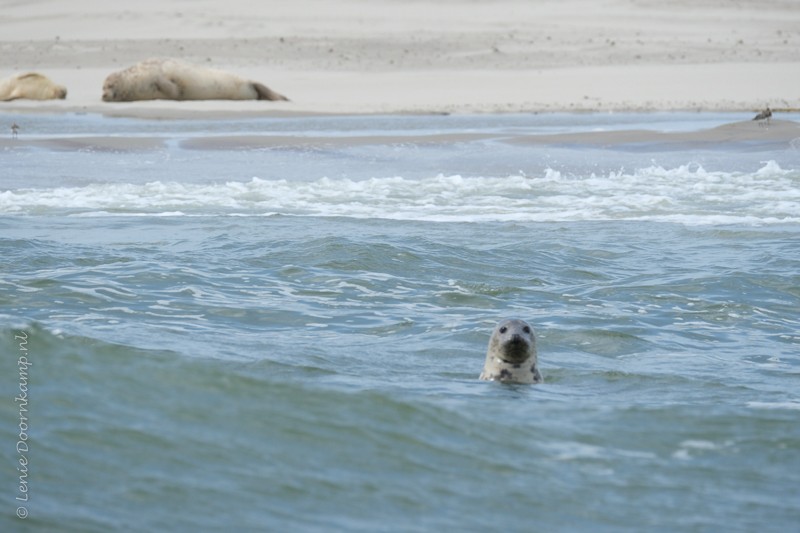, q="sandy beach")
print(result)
[1,0,799,117]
